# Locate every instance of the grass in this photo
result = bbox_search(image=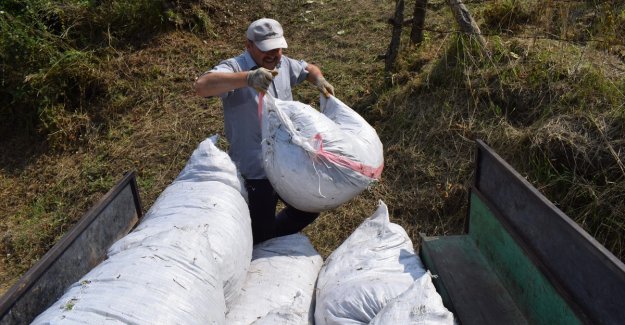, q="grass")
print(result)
[1,0,625,296]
